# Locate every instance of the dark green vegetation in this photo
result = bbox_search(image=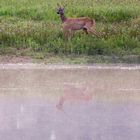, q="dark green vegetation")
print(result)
[0,0,140,63]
